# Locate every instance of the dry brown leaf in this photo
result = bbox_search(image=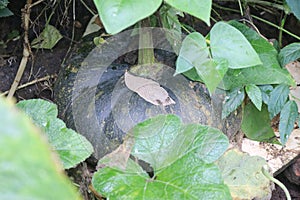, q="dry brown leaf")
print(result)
[97,136,135,170]
[124,71,175,106]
